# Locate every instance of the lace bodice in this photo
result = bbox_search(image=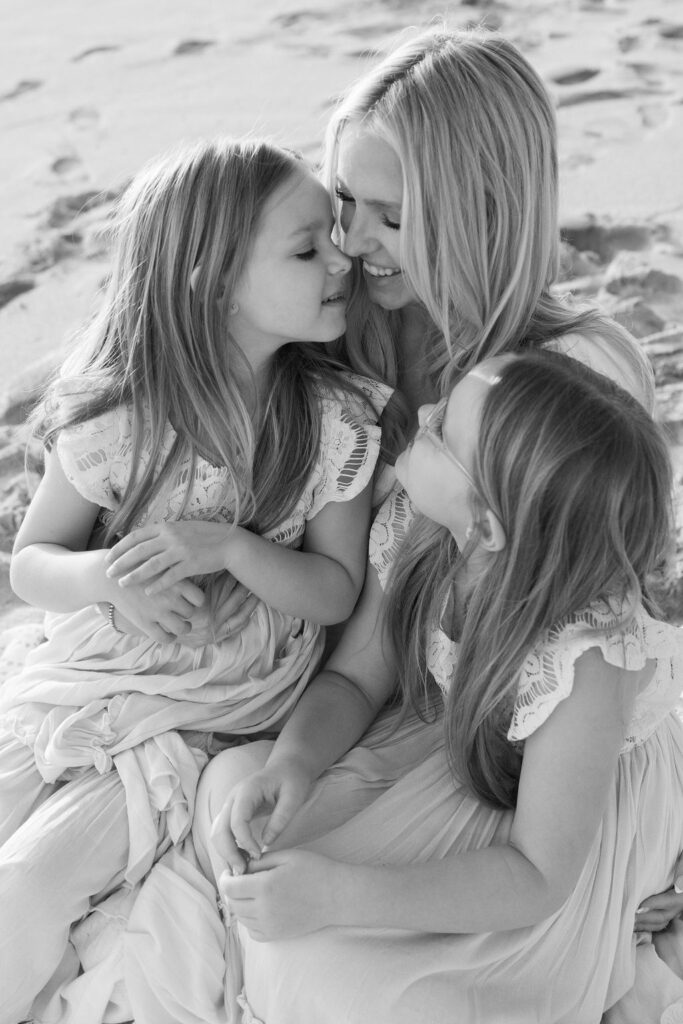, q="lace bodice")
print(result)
[426,598,683,751]
[56,373,392,547]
